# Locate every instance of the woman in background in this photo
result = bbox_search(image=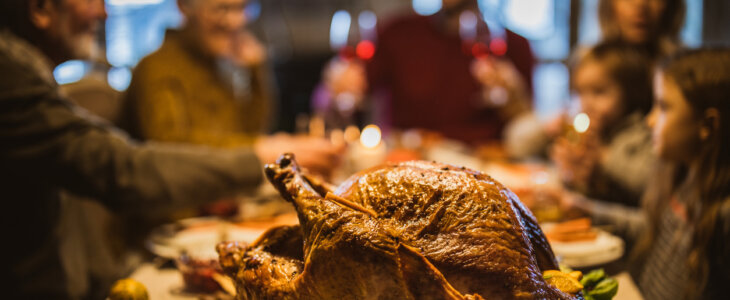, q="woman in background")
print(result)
[599,0,686,59]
